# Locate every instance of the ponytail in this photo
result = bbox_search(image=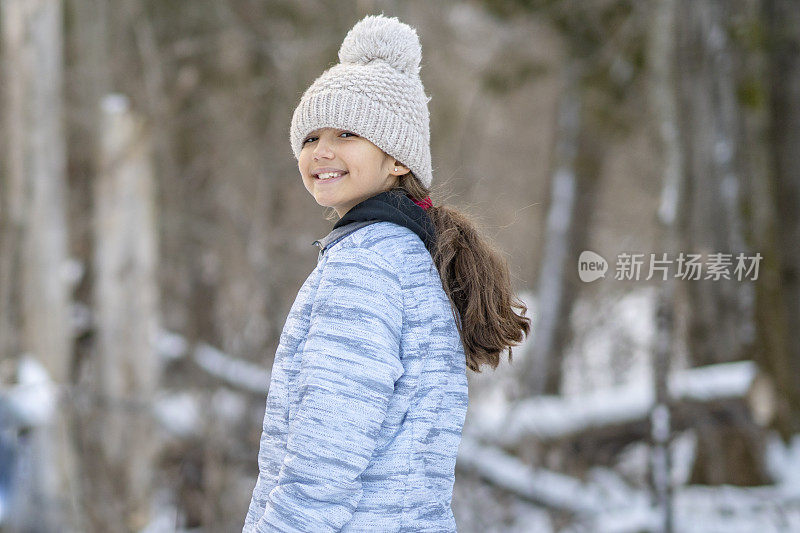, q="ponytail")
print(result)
[391,176,531,372]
